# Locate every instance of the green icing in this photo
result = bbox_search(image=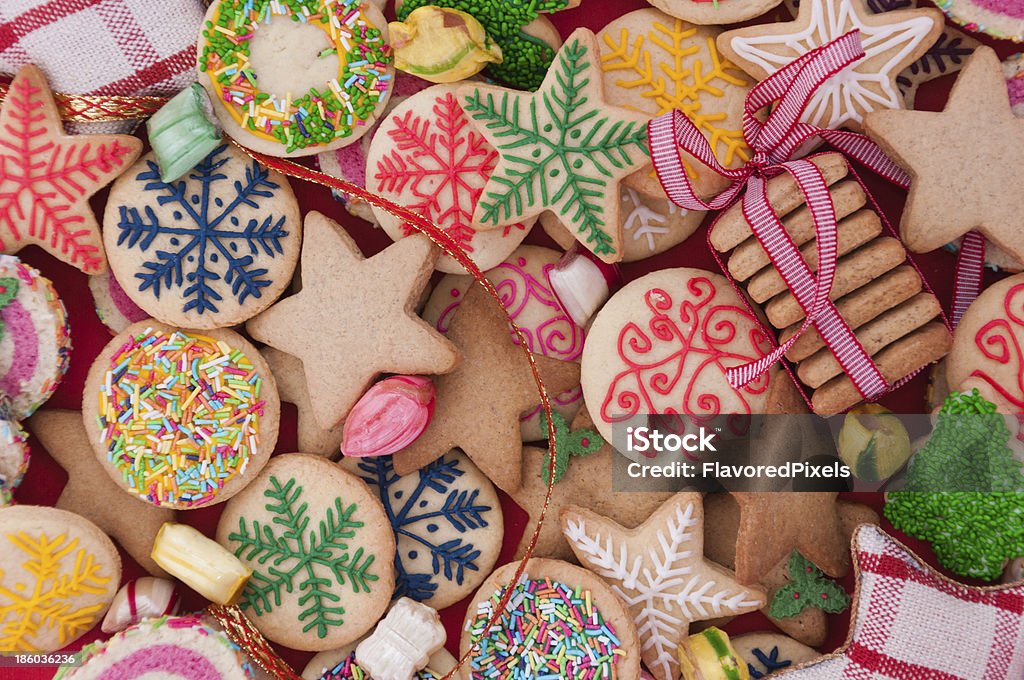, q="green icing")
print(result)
[0,277,19,343]
[396,0,571,90]
[539,411,602,484]
[229,475,378,638]
[768,551,850,619]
